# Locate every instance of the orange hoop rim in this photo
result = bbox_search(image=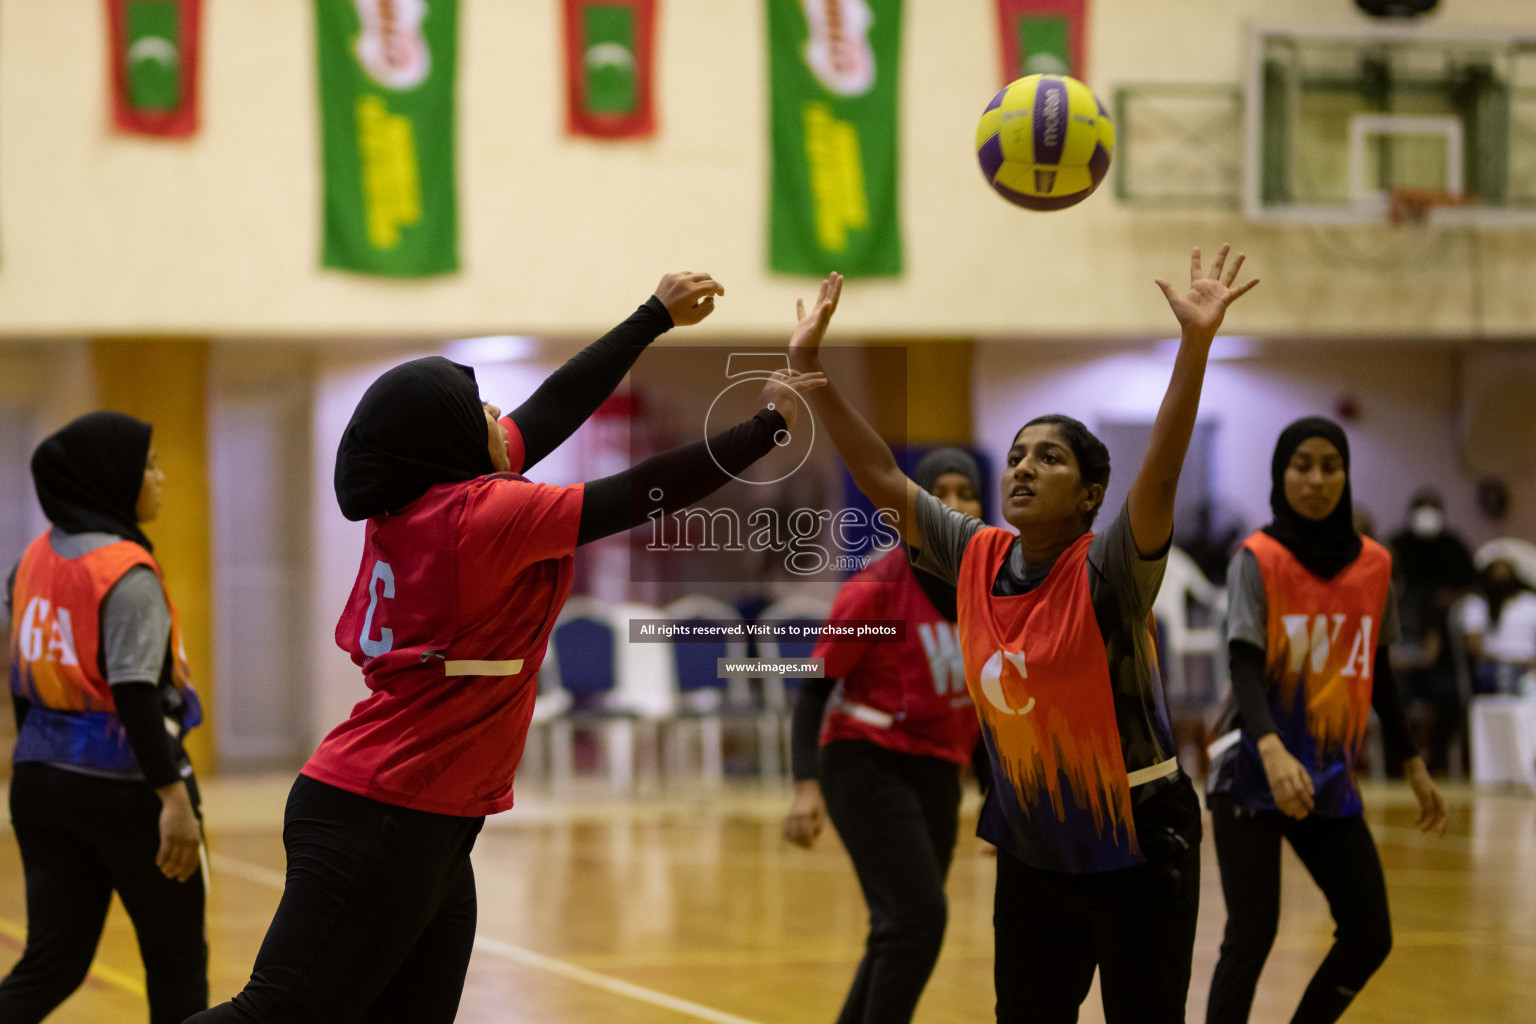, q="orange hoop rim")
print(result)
[1387,187,1479,226]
